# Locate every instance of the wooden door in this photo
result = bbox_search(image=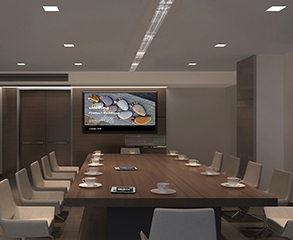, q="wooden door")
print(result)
[20,91,46,170]
[20,90,71,171]
[45,91,71,165]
